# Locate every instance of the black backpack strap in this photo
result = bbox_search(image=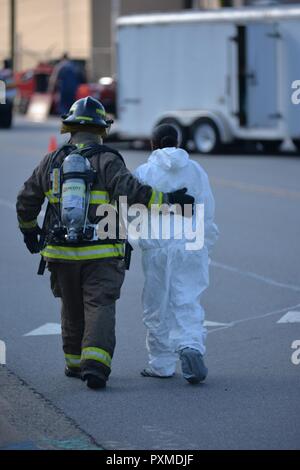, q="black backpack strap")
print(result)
[48,143,77,172]
[79,143,125,165]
